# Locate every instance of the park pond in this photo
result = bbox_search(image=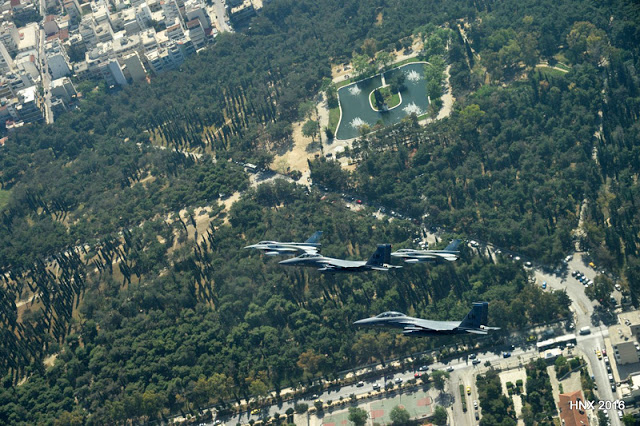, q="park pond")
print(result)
[335,62,430,140]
